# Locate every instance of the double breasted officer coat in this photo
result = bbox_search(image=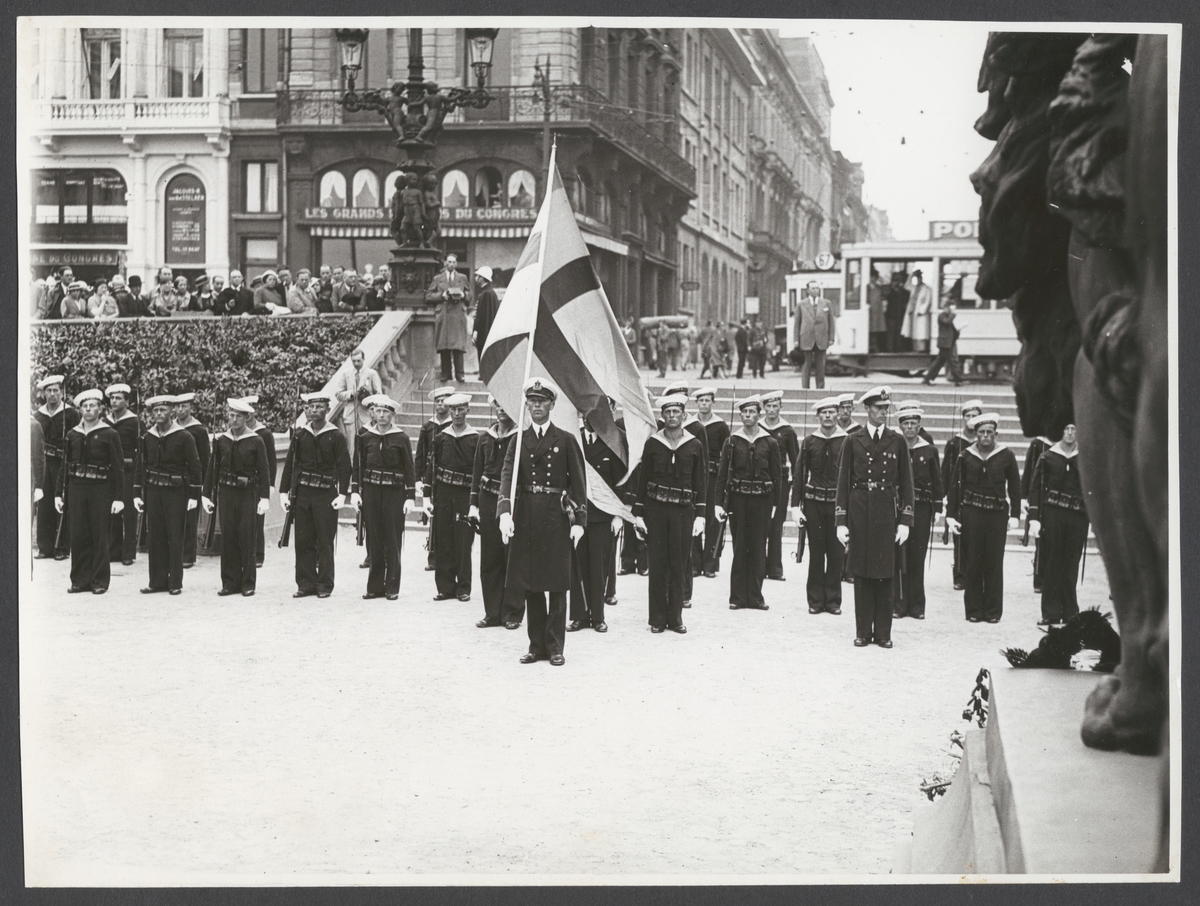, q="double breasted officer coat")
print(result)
[835,426,915,579]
